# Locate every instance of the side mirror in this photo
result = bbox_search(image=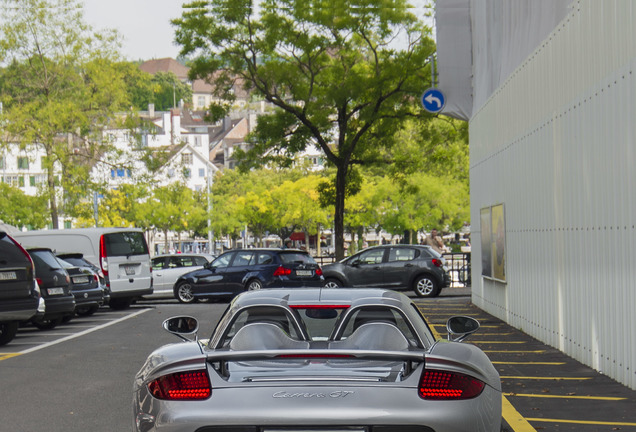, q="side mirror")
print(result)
[349,259,360,267]
[446,316,480,342]
[163,316,199,341]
